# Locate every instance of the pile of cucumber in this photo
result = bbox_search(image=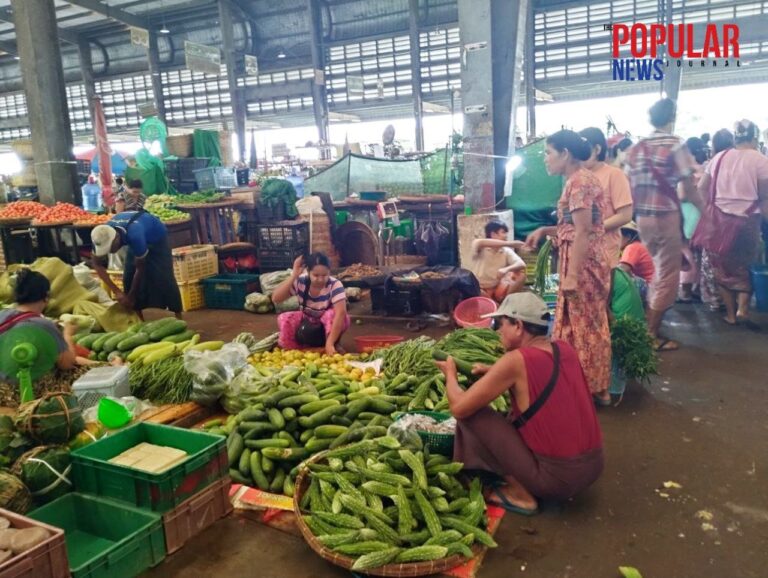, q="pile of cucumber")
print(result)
[75,317,200,362]
[203,369,413,498]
